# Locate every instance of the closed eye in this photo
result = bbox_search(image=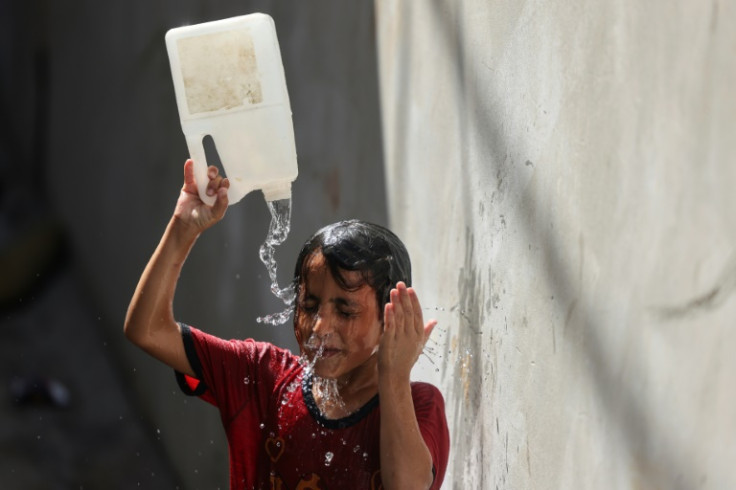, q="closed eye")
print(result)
[338,309,358,319]
[298,298,319,314]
